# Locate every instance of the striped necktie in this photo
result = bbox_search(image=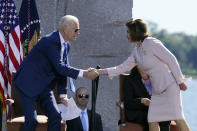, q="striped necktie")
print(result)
[64,42,76,93]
